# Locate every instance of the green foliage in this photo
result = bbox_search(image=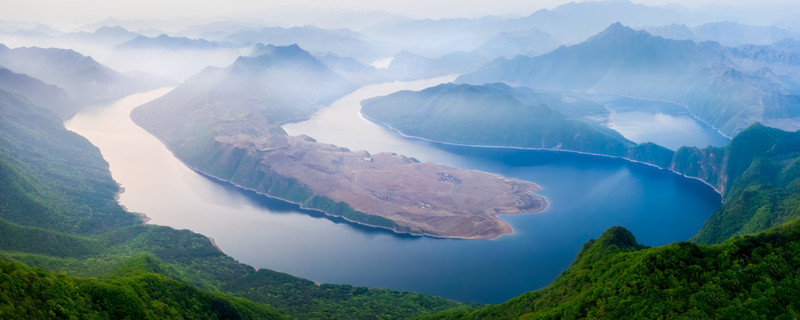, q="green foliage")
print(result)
[625,142,675,168]
[360,83,635,156]
[0,218,103,257]
[0,258,287,319]
[0,87,468,319]
[685,123,800,244]
[421,221,800,319]
[0,89,139,234]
